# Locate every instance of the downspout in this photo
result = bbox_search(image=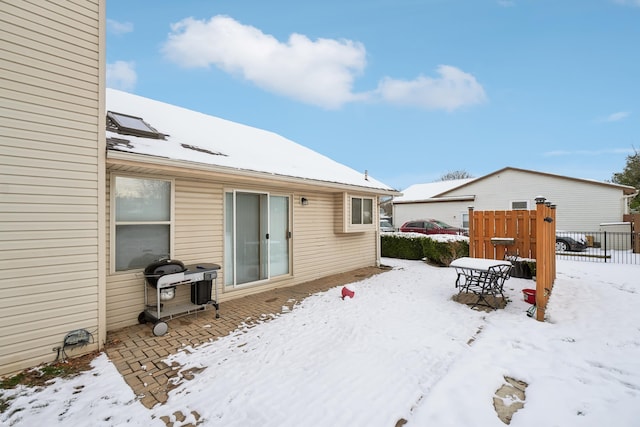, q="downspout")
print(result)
[375,196,381,267]
[375,227,381,267]
[623,190,639,214]
[97,0,107,353]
